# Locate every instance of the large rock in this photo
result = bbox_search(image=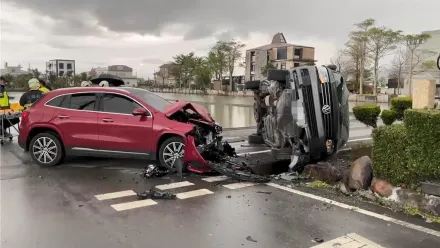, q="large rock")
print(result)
[371,178,393,197]
[348,156,373,190]
[303,163,343,184]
